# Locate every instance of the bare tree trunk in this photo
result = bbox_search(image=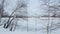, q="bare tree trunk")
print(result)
[47,24,49,34]
[3,11,15,28]
[0,0,4,25]
[3,0,19,28]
